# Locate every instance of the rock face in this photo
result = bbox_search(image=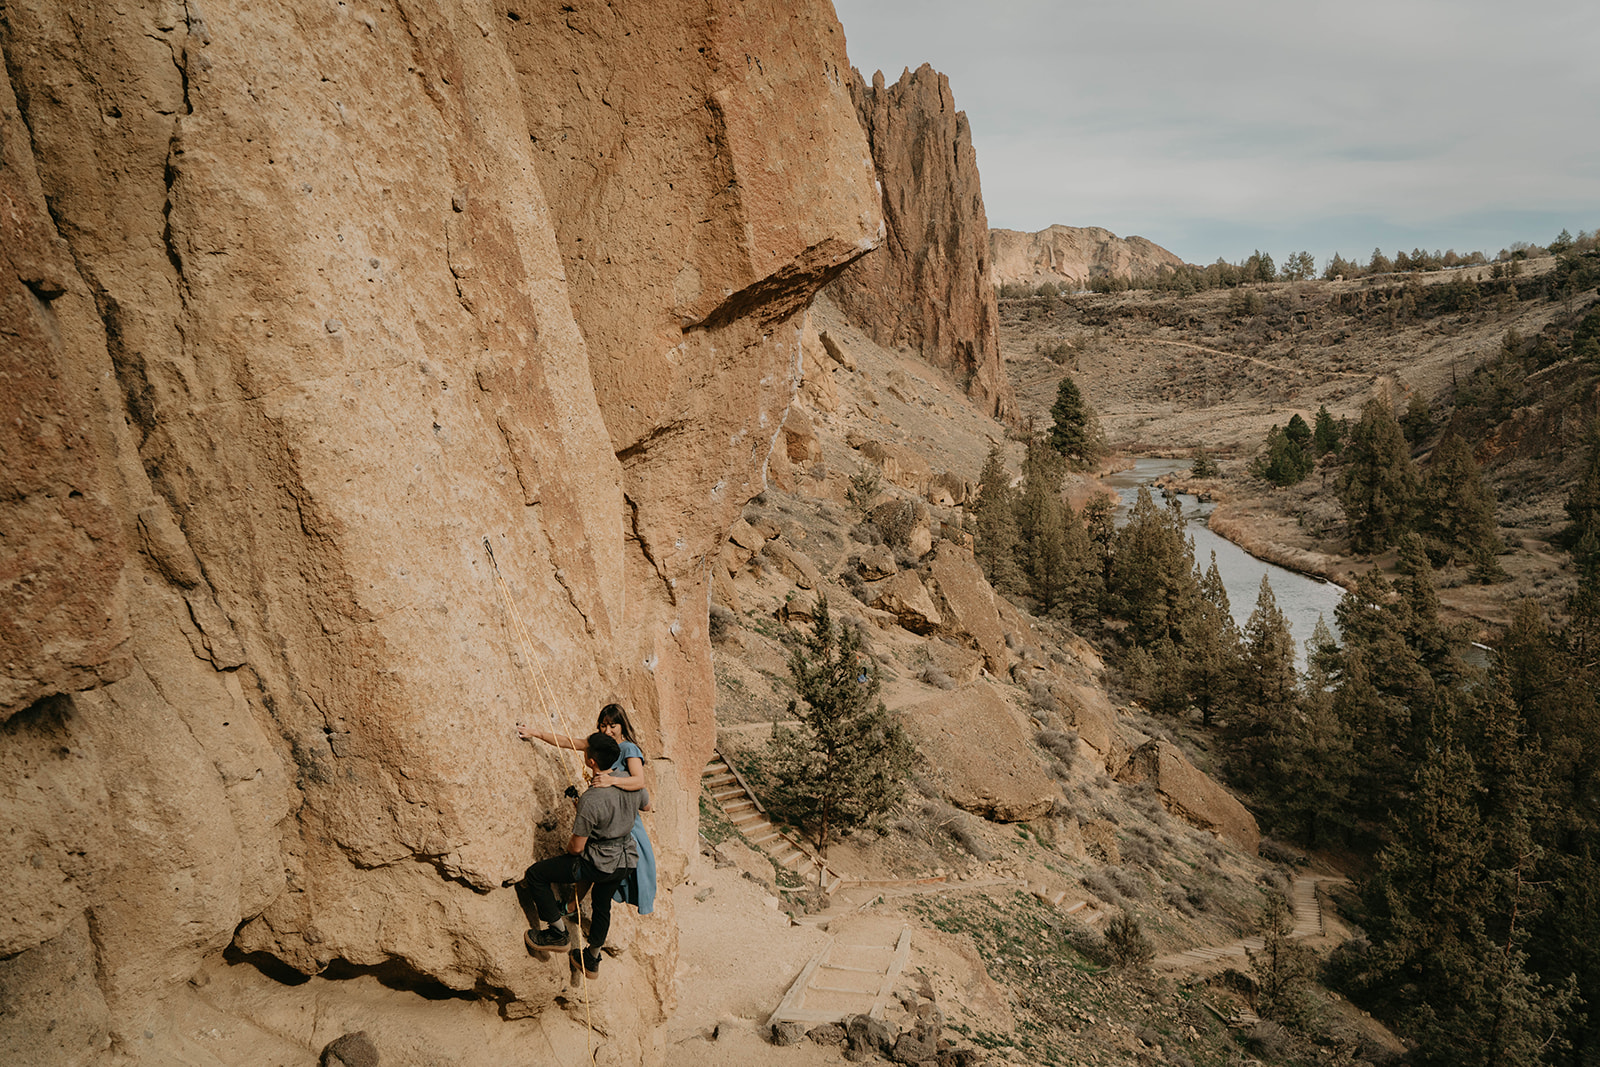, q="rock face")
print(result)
[989,225,1187,290]
[1117,741,1261,852]
[903,682,1056,822]
[827,65,1016,423]
[0,0,877,1058]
